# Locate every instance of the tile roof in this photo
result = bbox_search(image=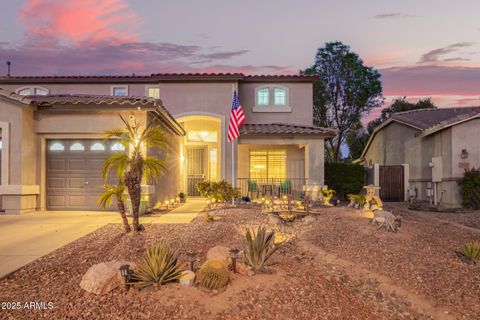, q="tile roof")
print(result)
[240,123,337,137]
[0,73,316,83]
[391,107,480,130]
[0,90,184,135]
